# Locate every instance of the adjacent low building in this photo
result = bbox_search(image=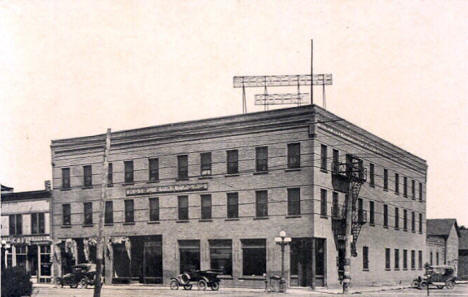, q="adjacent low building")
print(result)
[1,183,53,283]
[458,227,468,280]
[426,219,460,273]
[50,105,427,288]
